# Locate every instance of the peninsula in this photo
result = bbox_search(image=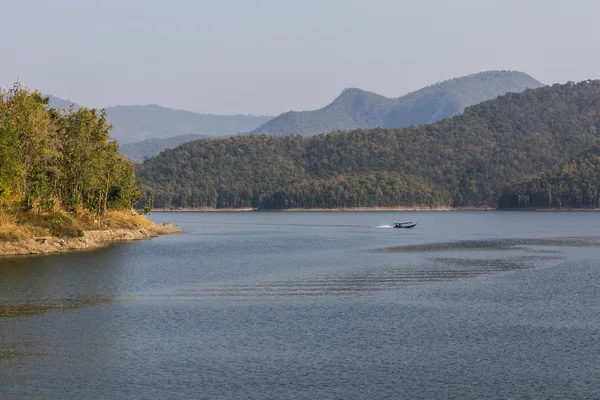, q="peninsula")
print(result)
[0,85,179,257]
